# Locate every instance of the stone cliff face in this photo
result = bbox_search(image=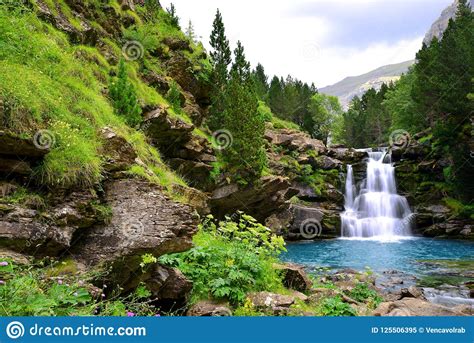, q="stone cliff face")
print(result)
[423,0,474,45]
[392,134,473,240]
